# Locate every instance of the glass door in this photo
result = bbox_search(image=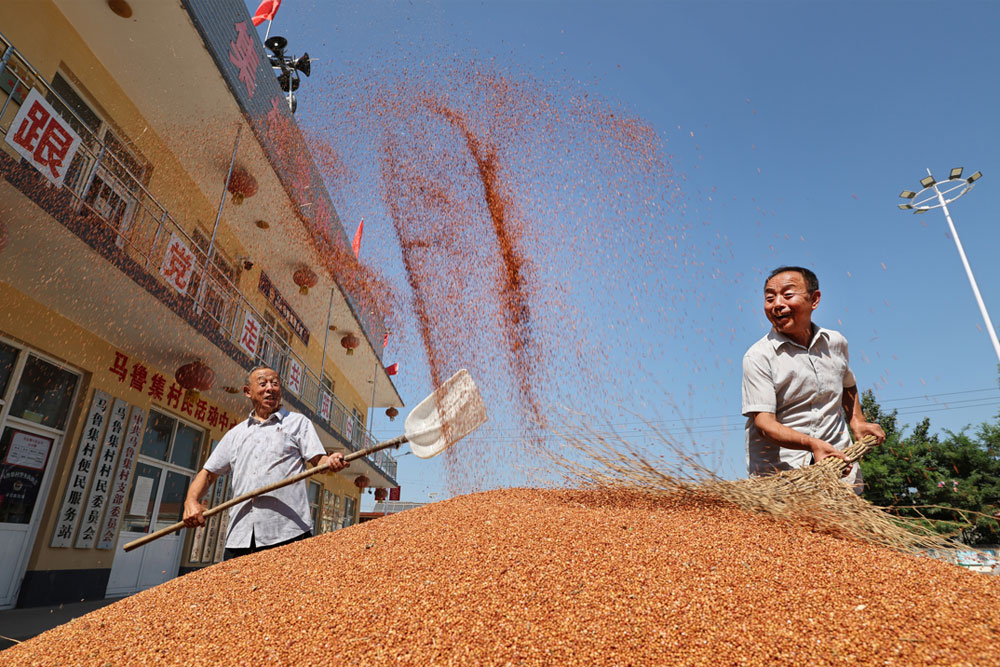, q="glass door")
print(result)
[107,410,201,597]
[0,342,80,608]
